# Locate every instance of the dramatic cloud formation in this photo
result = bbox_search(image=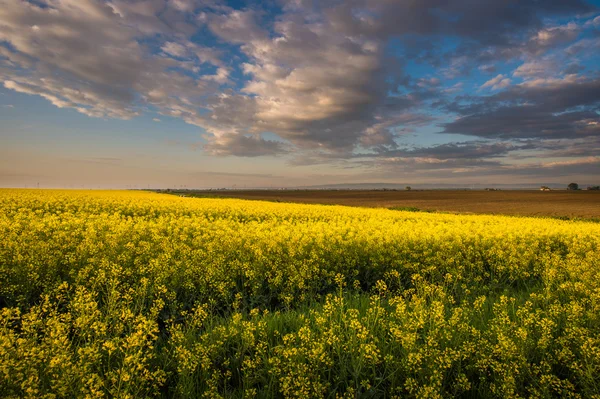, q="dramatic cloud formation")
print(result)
[1,0,599,185]
[444,75,600,140]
